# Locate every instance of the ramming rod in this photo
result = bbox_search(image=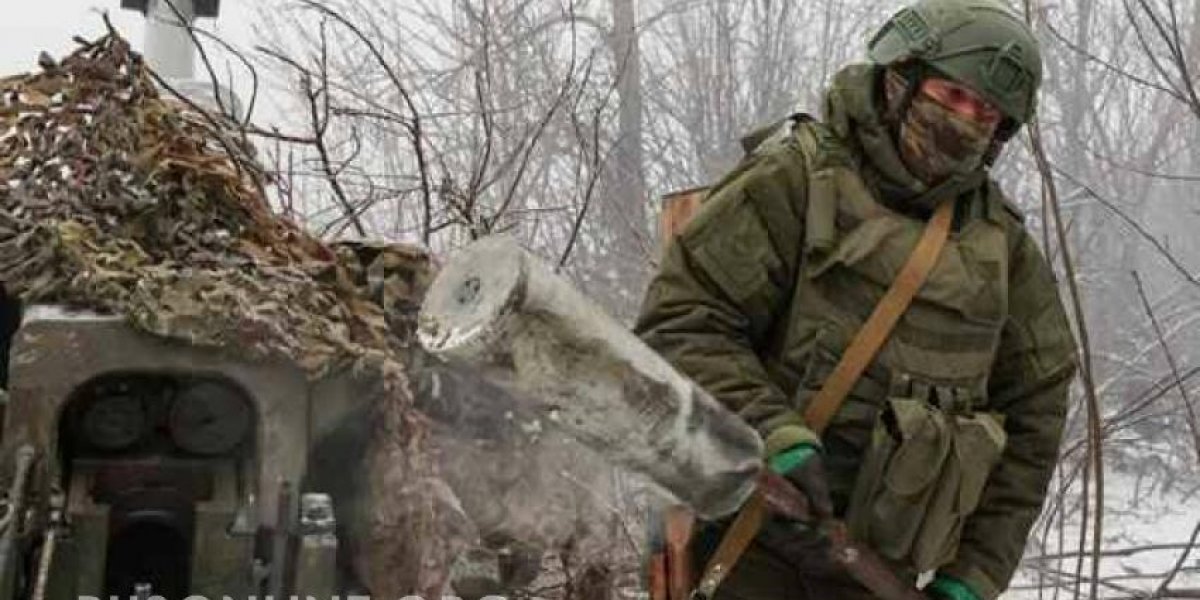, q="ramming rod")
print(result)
[0,445,37,600]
